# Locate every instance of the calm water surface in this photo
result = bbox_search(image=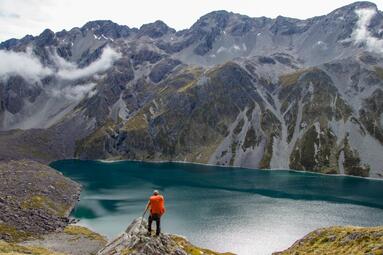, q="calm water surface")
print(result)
[50,160,383,255]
